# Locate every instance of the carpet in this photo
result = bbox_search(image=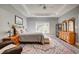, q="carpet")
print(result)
[21,35,76,54]
[21,44,74,54]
